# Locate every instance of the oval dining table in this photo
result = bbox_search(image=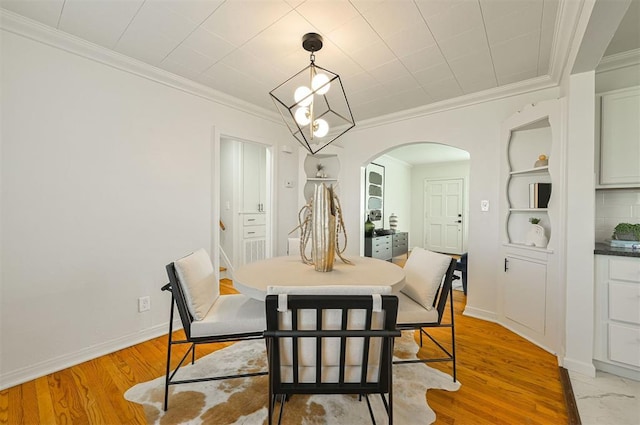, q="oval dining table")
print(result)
[233,255,406,301]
